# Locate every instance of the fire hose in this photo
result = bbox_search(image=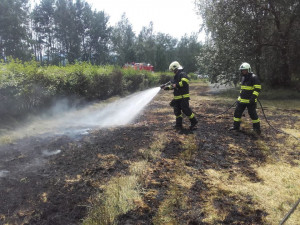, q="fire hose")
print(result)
[279,198,300,225]
[200,99,300,224]
[194,98,300,142]
[160,81,173,89]
[159,81,299,141]
[258,99,300,141]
